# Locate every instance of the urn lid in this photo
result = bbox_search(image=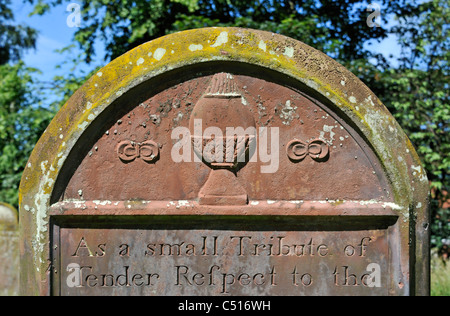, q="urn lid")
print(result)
[189,73,255,133]
[204,72,241,98]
